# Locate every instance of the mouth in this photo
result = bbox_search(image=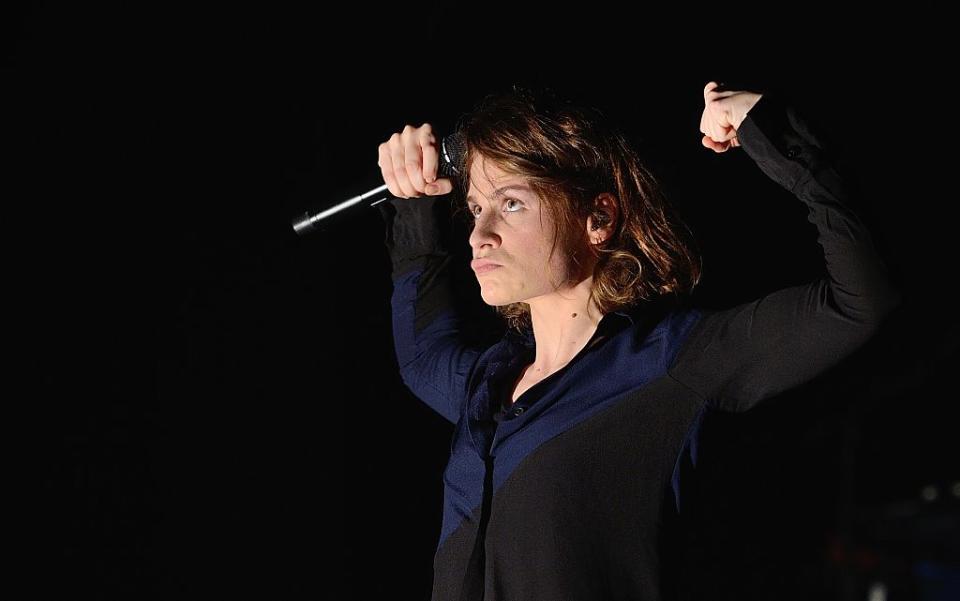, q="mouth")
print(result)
[474,264,502,275]
[471,258,502,275]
